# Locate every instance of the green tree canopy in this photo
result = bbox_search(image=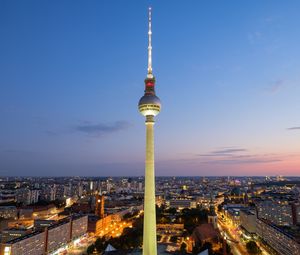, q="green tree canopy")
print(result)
[246,241,261,254]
